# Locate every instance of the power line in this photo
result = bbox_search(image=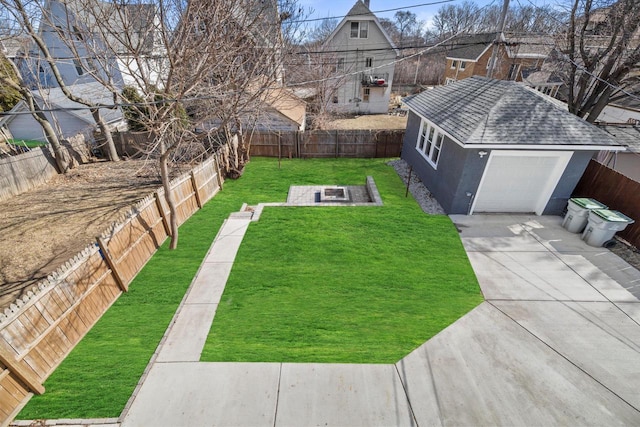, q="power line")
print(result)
[290,0,458,24]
